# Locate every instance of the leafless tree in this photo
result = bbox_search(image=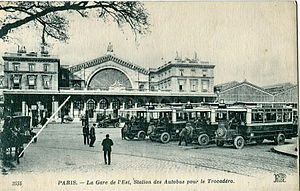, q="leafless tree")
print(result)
[0,1,150,45]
